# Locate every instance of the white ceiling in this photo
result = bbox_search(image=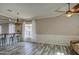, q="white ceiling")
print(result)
[0,3,77,20]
